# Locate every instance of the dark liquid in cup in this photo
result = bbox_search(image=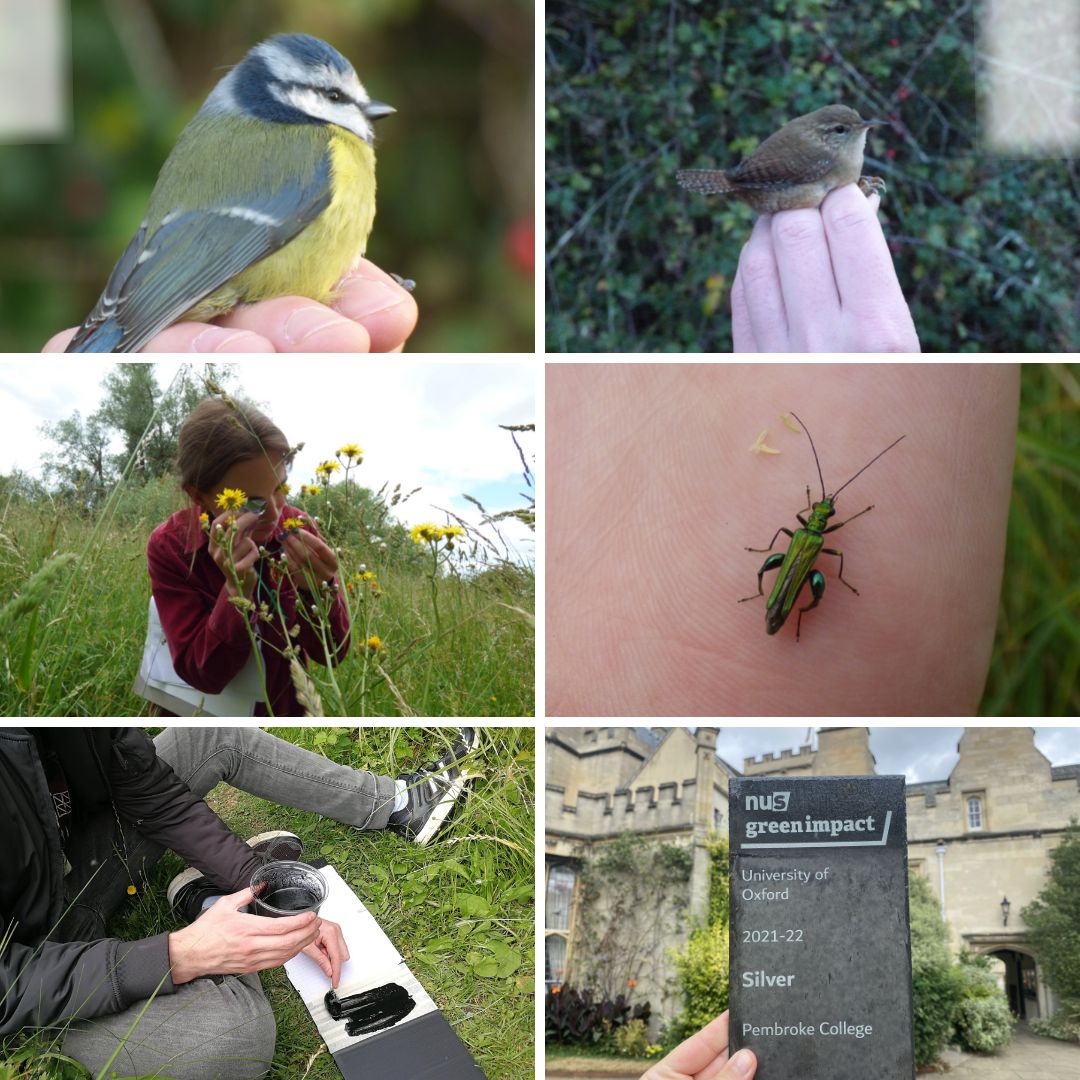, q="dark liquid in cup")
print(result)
[263,887,318,912]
